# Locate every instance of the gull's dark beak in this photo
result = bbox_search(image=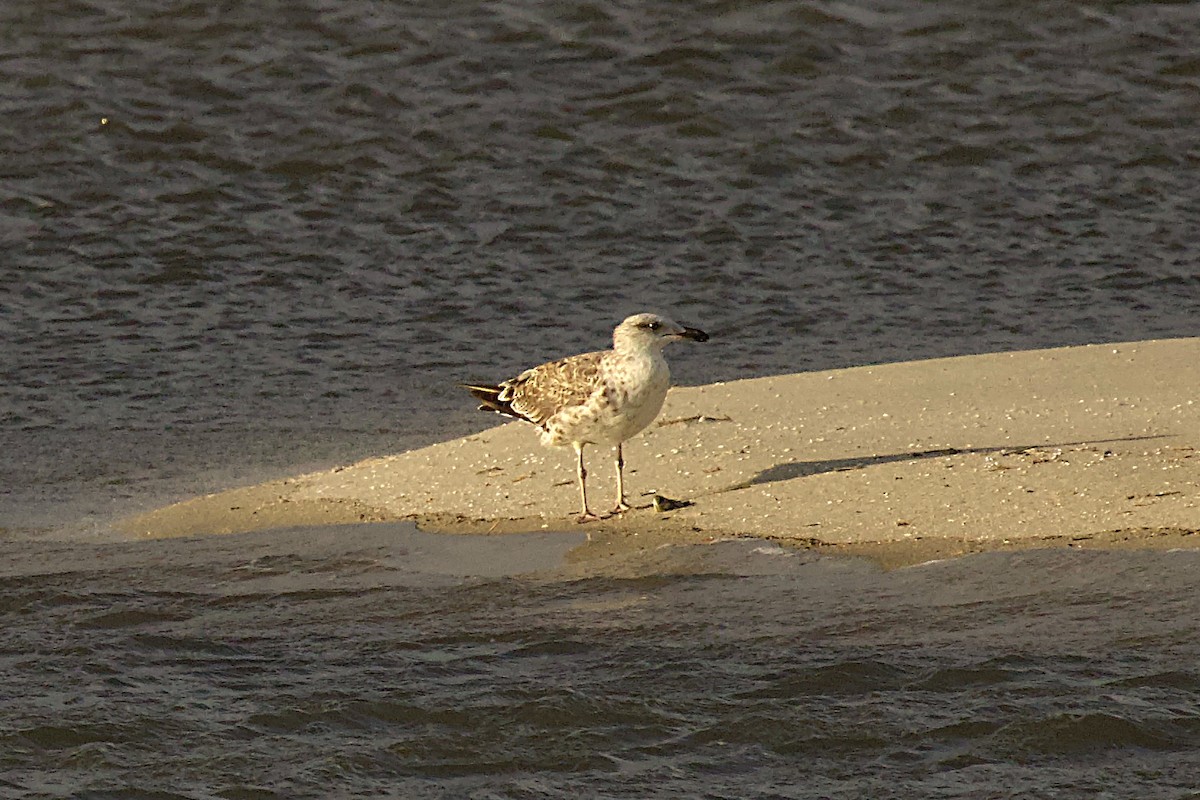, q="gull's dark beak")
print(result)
[678,326,709,342]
